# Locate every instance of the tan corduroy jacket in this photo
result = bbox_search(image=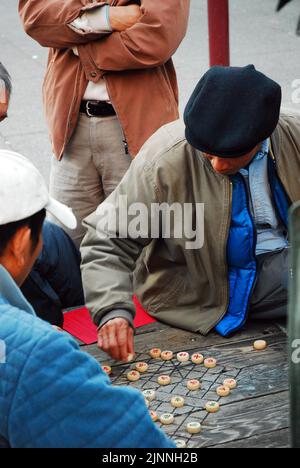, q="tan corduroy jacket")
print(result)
[19,0,190,159]
[81,114,300,334]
